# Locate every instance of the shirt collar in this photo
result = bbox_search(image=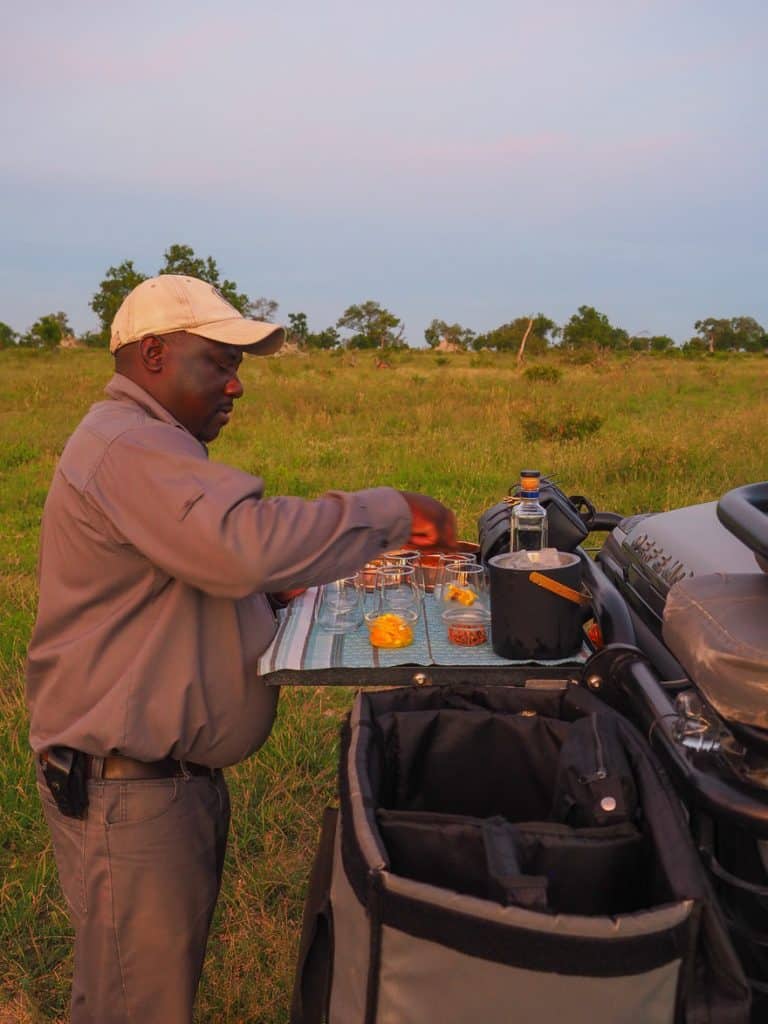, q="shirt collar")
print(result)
[104,373,183,426]
[104,374,208,452]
